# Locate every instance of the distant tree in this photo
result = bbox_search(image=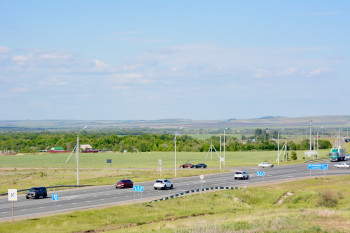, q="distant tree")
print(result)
[291,150,297,160]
